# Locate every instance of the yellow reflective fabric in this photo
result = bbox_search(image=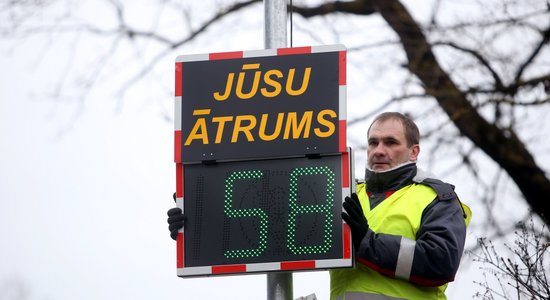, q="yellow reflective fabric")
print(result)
[462,201,473,227]
[330,183,472,300]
